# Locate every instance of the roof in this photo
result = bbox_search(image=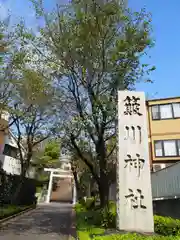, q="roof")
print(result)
[146,96,180,103]
[60,155,70,163]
